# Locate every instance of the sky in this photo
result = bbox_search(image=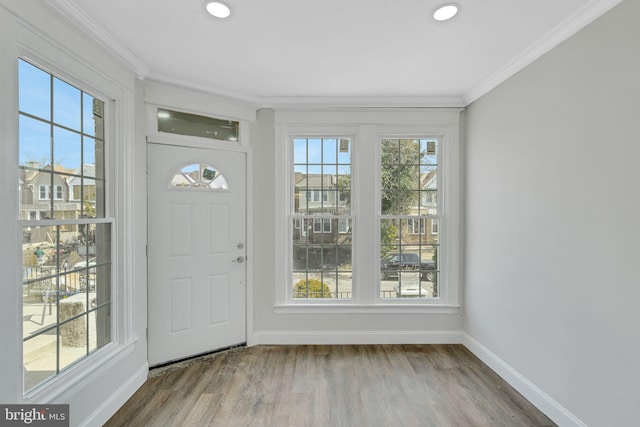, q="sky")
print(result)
[18,59,101,173]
